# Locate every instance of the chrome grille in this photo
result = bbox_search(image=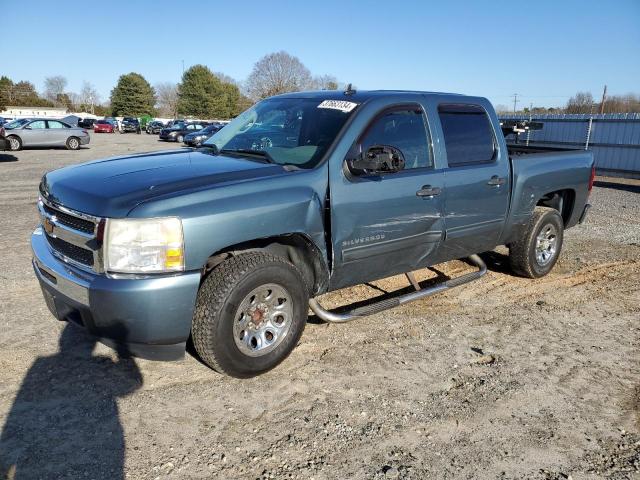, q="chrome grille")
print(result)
[40,202,95,234]
[37,197,103,272]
